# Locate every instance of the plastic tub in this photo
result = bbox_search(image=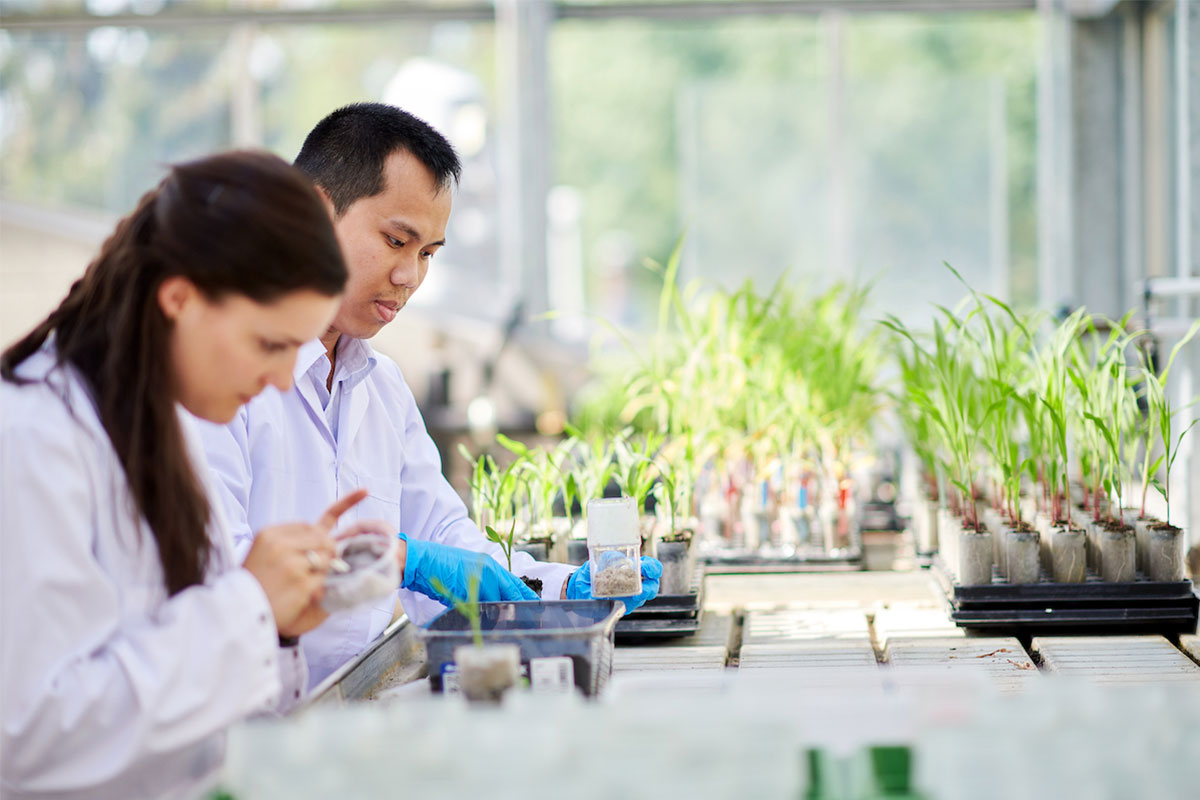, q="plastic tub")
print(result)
[419,600,623,697]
